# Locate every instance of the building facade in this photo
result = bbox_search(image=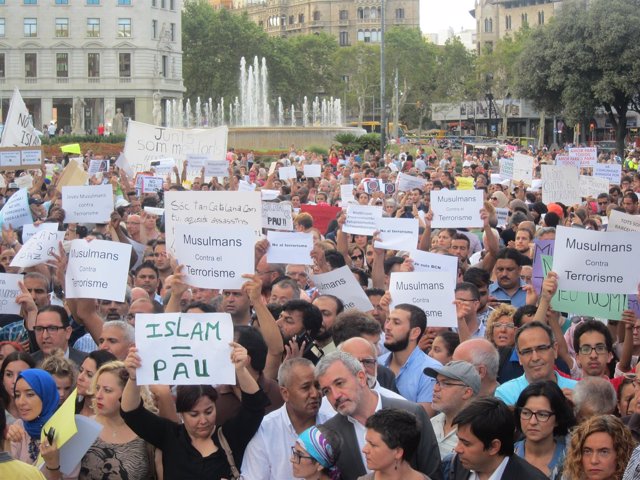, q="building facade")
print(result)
[0,0,184,134]
[227,0,419,47]
[471,0,565,53]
